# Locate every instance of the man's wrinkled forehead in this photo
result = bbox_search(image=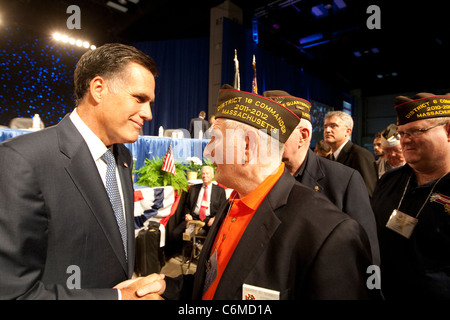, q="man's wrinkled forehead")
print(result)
[209,118,225,135]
